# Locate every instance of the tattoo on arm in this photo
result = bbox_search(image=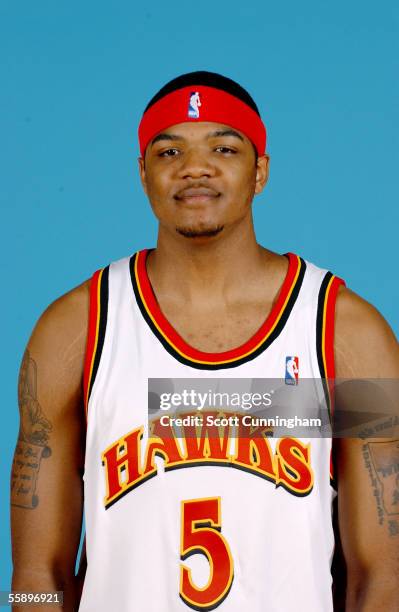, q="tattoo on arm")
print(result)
[11,350,52,509]
[362,441,399,537]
